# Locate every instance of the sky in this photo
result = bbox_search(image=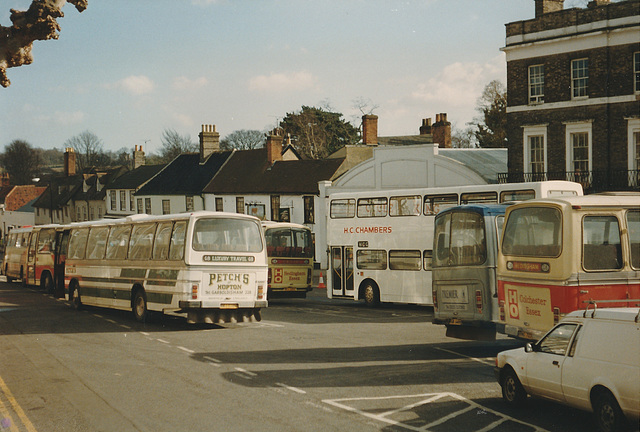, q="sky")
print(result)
[0,0,582,155]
